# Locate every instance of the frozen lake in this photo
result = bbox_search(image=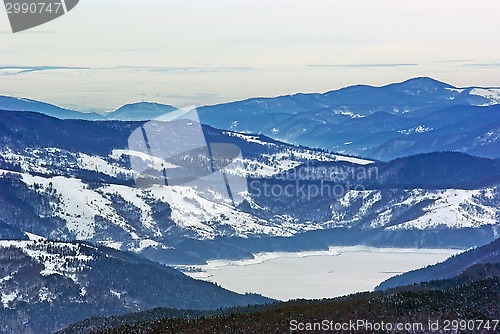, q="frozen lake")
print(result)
[182,246,461,301]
